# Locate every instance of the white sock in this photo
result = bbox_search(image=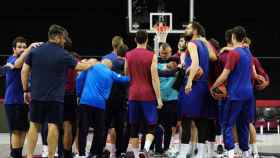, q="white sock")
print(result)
[111,144,116,152]
[251,143,258,154]
[216,135,223,144]
[234,143,240,153]
[144,140,152,152]
[228,149,235,158]
[190,143,197,154]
